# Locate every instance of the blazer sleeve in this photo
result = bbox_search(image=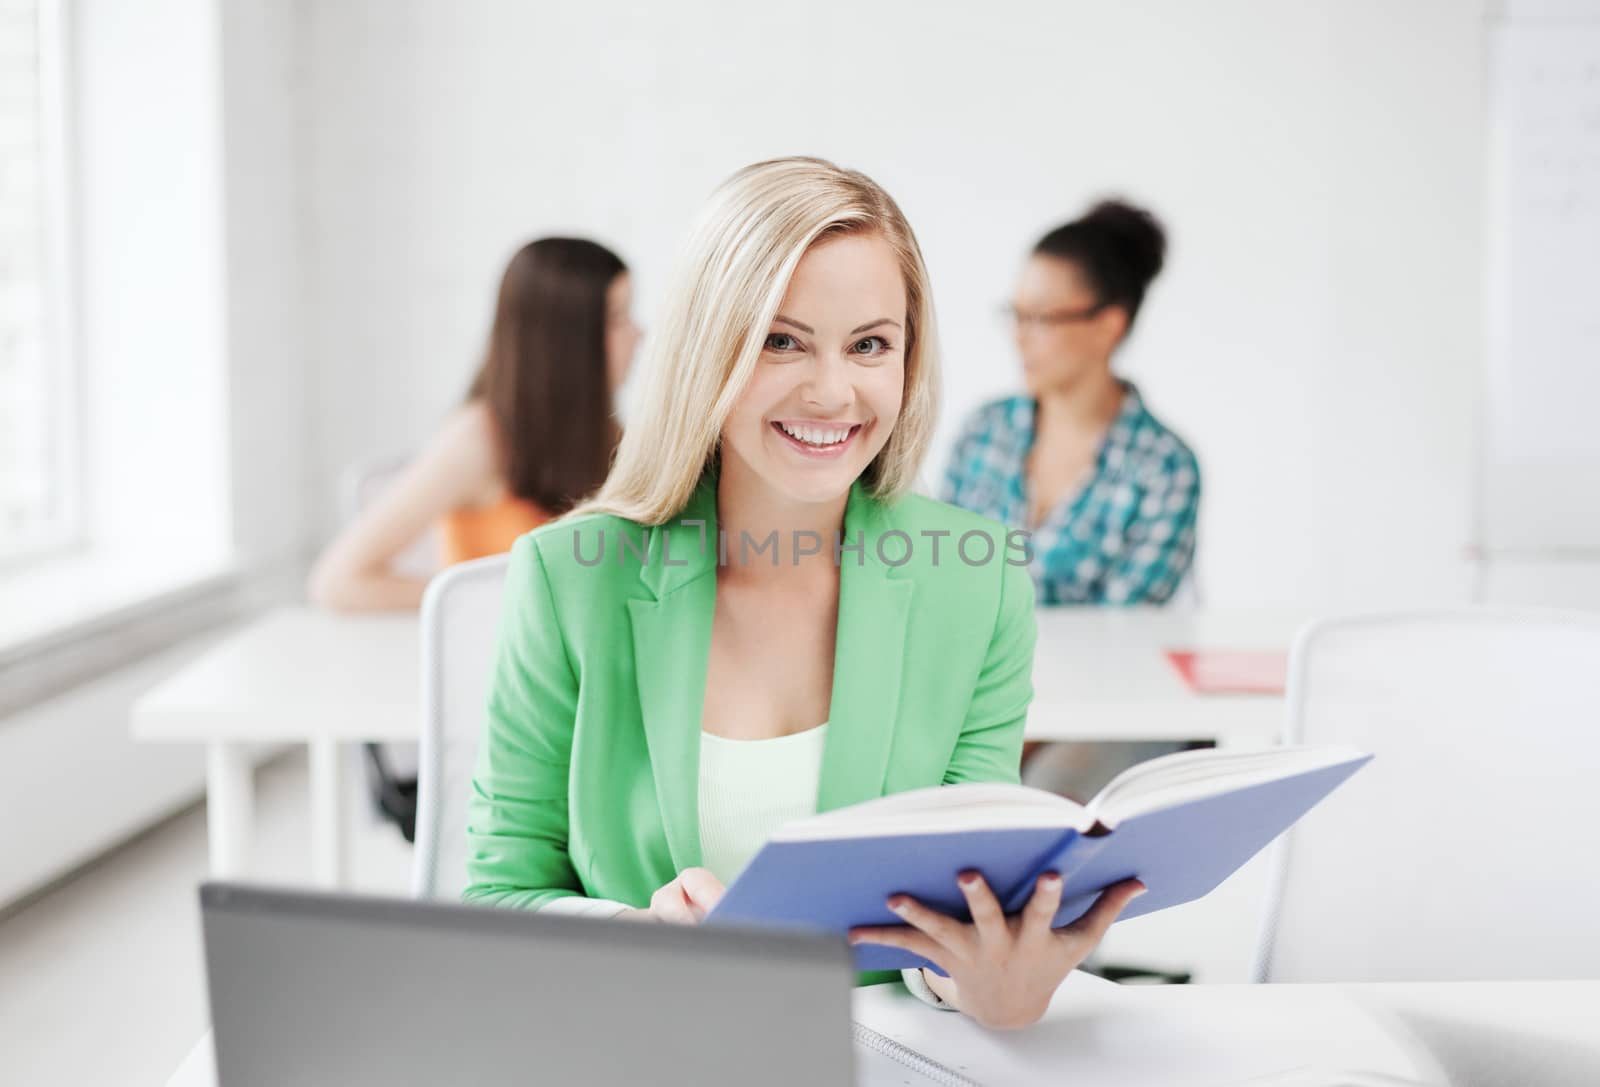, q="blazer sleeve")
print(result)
[462,533,586,910]
[943,558,1036,786]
